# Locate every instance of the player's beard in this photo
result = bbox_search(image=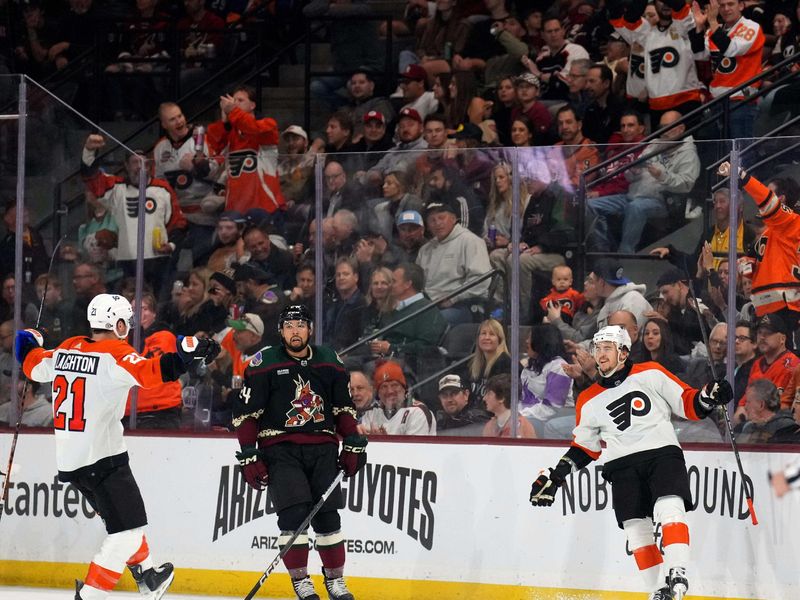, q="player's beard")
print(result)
[285,335,309,353]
